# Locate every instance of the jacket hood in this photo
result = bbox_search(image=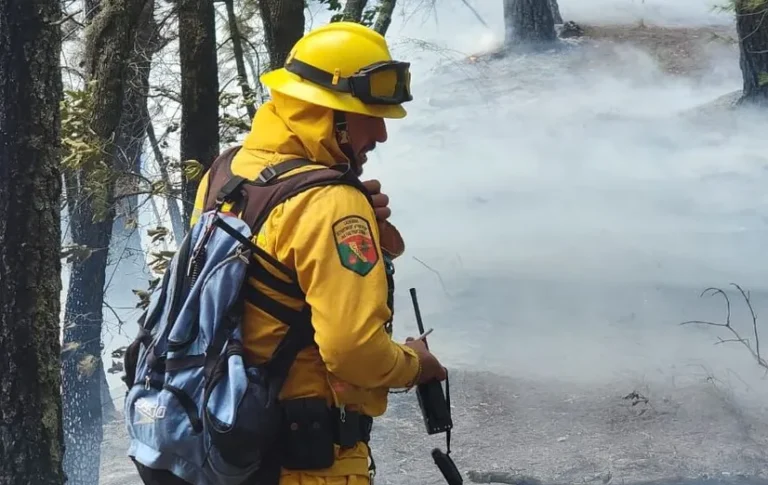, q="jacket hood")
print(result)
[241,91,350,167]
